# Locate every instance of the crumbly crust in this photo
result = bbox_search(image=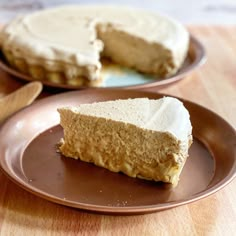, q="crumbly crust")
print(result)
[3,49,103,87]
